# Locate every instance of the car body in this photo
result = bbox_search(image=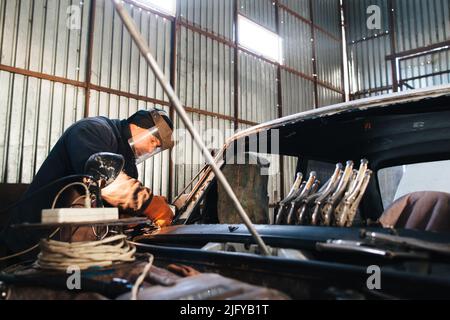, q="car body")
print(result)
[135,85,450,299]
